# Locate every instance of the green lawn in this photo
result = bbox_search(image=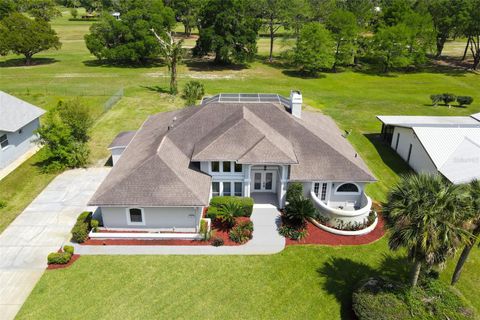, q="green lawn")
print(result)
[2,9,480,319]
[16,240,480,320]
